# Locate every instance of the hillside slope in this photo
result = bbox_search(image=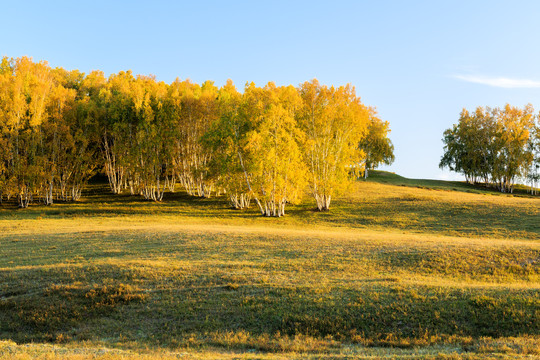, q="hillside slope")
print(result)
[0,174,538,359]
